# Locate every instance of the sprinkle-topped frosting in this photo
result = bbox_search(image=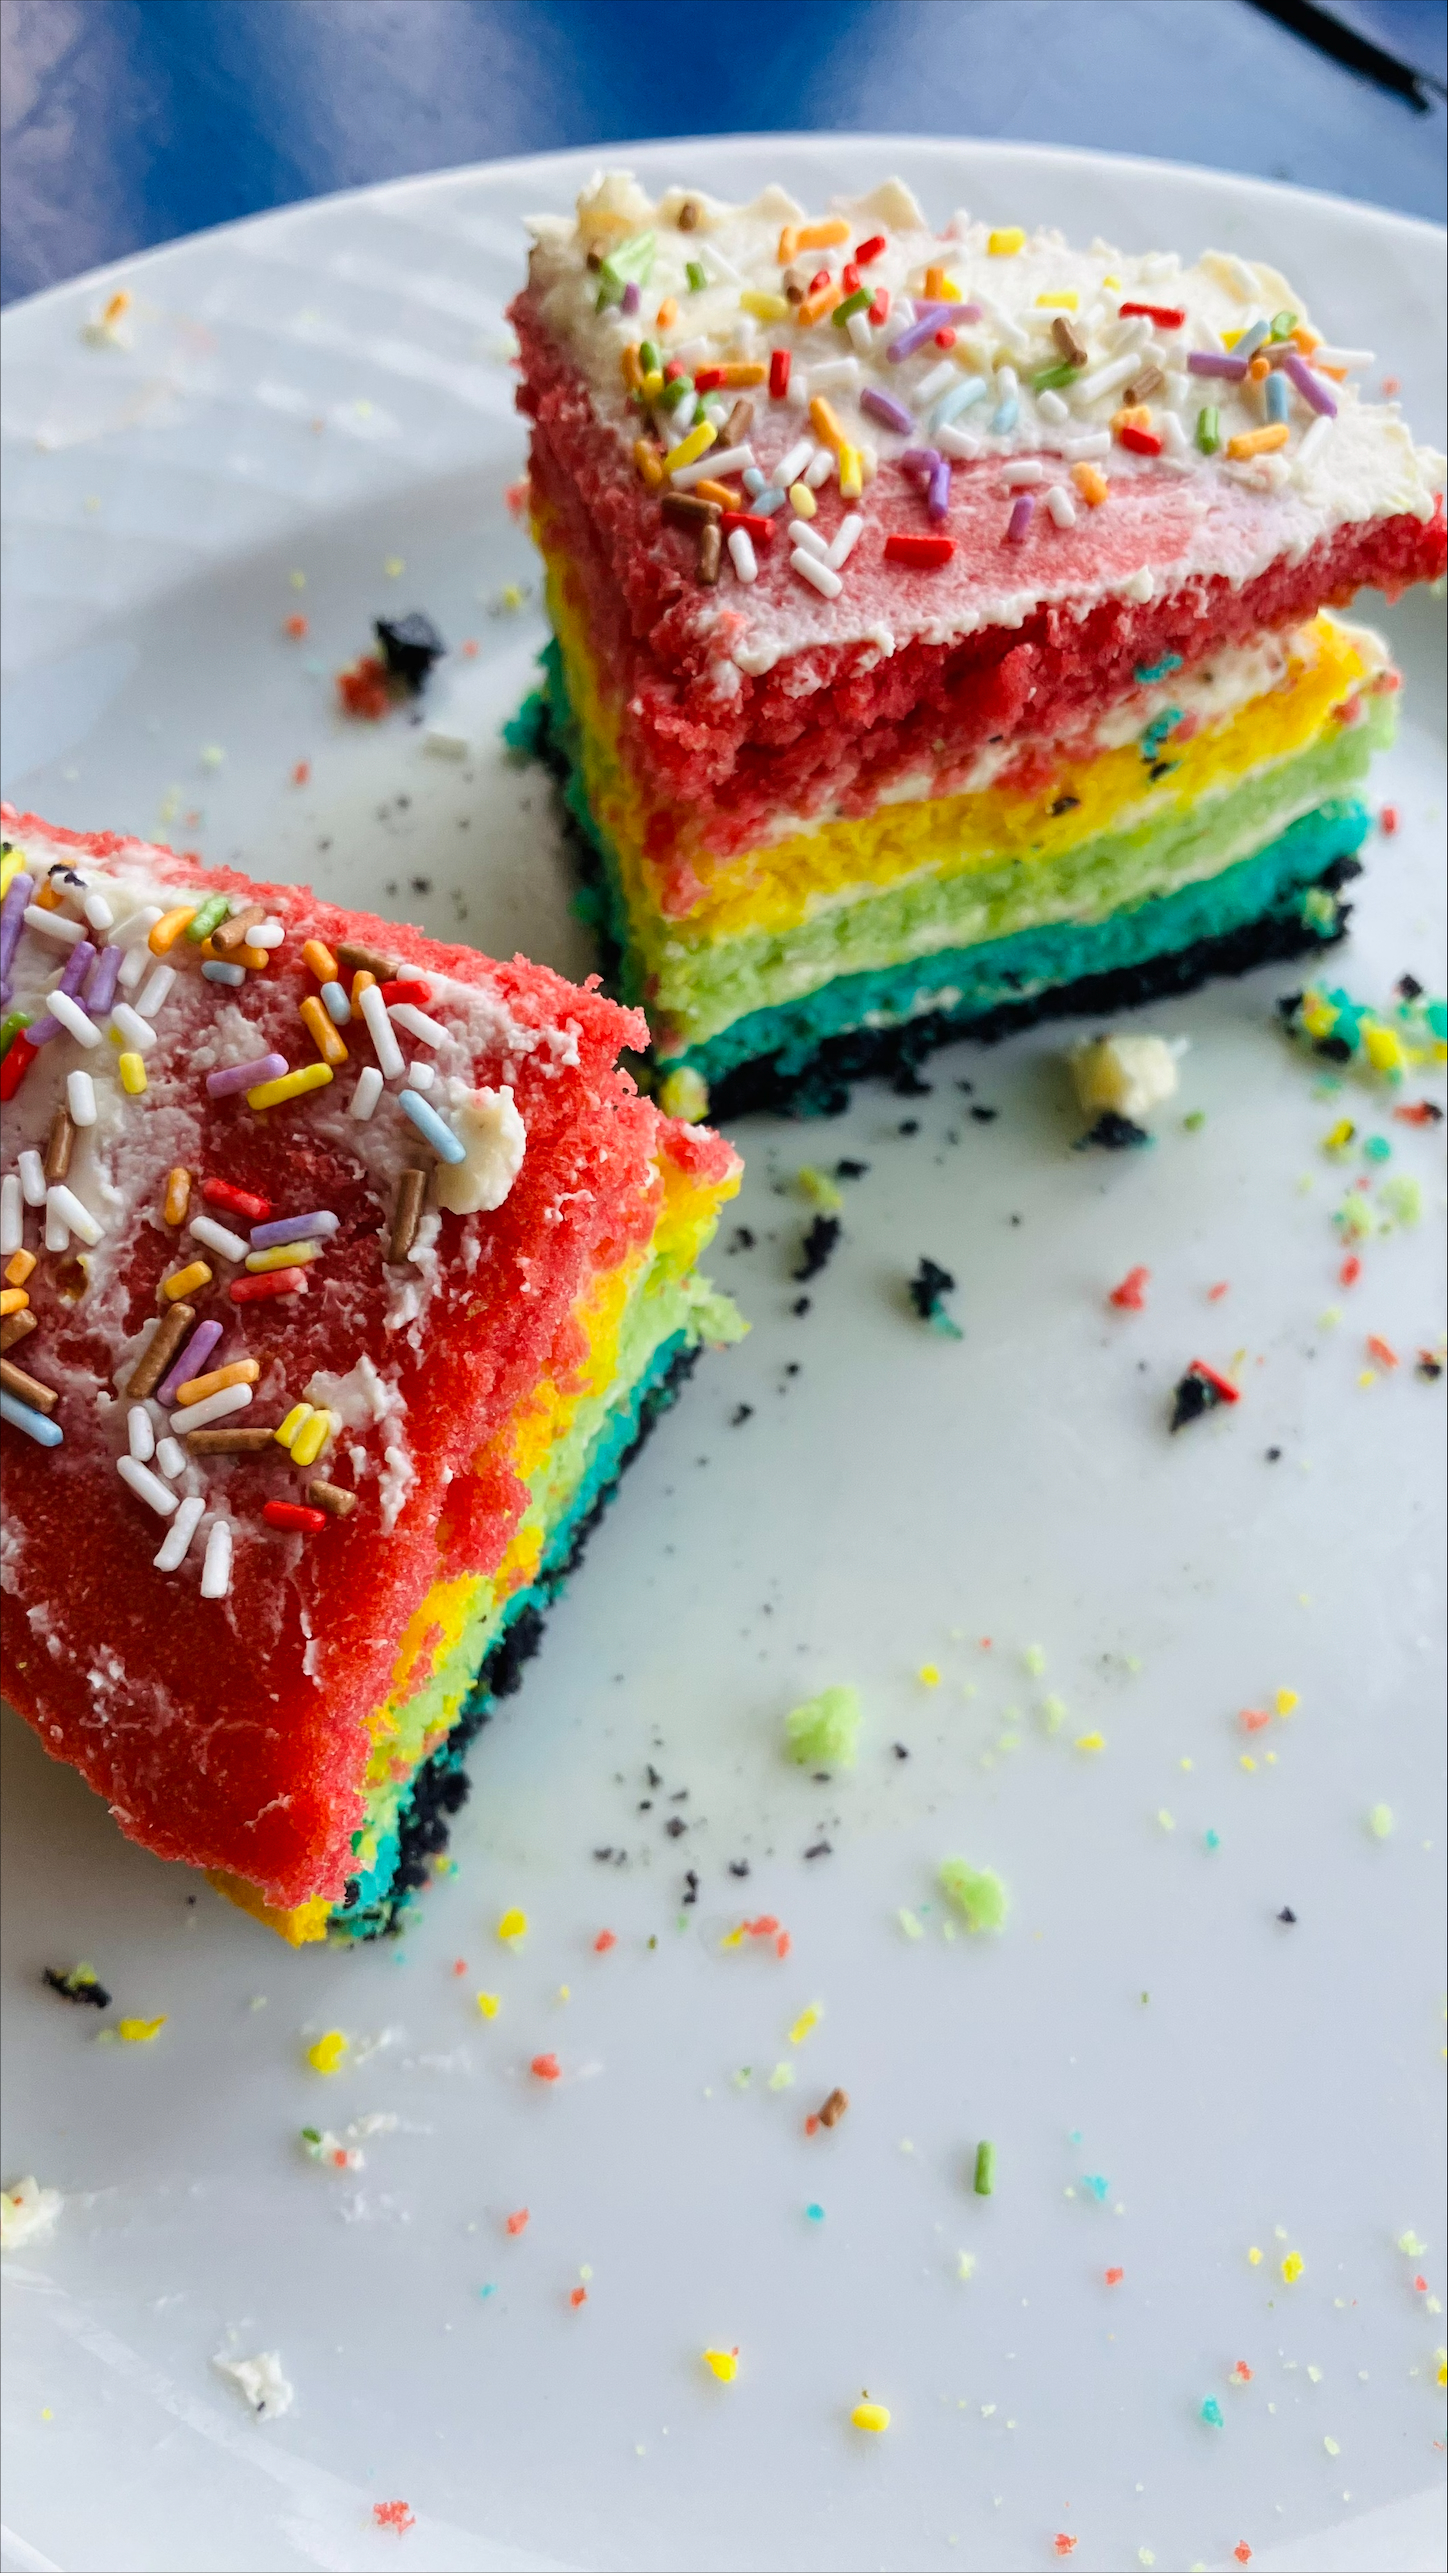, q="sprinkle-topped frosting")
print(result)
[518,173,1445,678]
